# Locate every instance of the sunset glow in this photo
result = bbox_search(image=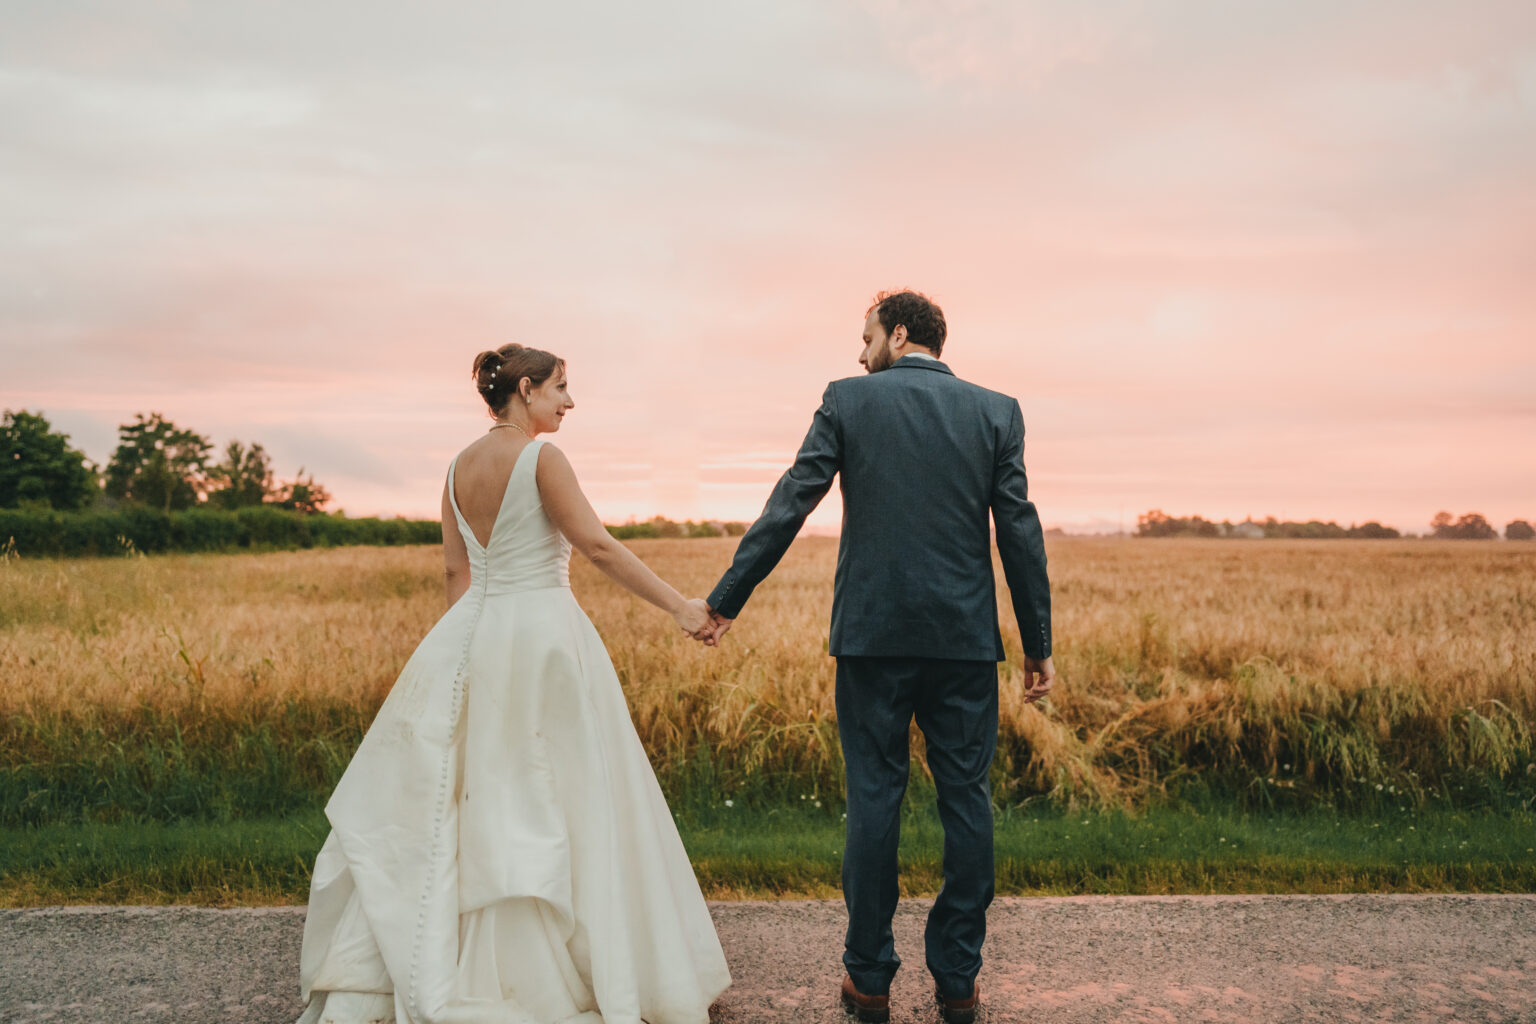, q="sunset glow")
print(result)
[3,2,1533,532]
